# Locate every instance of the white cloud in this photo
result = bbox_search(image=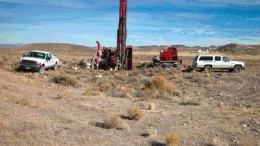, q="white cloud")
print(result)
[182,28,219,36]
